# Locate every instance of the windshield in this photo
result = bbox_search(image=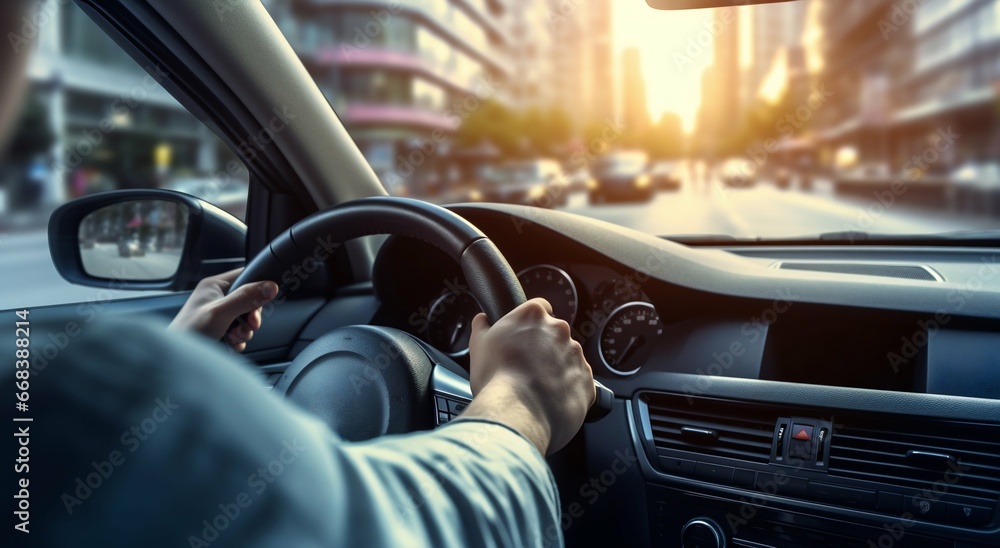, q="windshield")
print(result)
[264,0,1000,240]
